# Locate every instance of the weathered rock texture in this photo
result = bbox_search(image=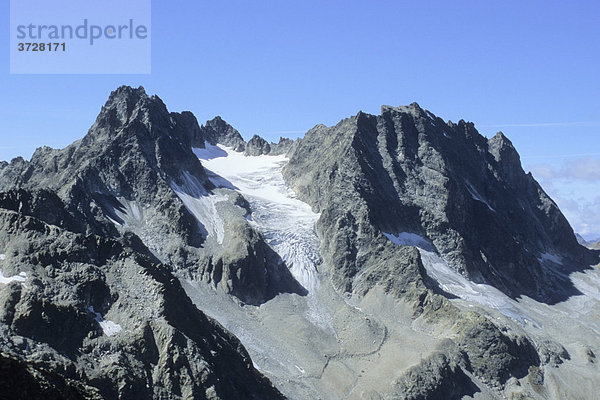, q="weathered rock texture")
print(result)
[0,189,283,399]
[0,87,287,399]
[1,87,597,400]
[282,103,596,304]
